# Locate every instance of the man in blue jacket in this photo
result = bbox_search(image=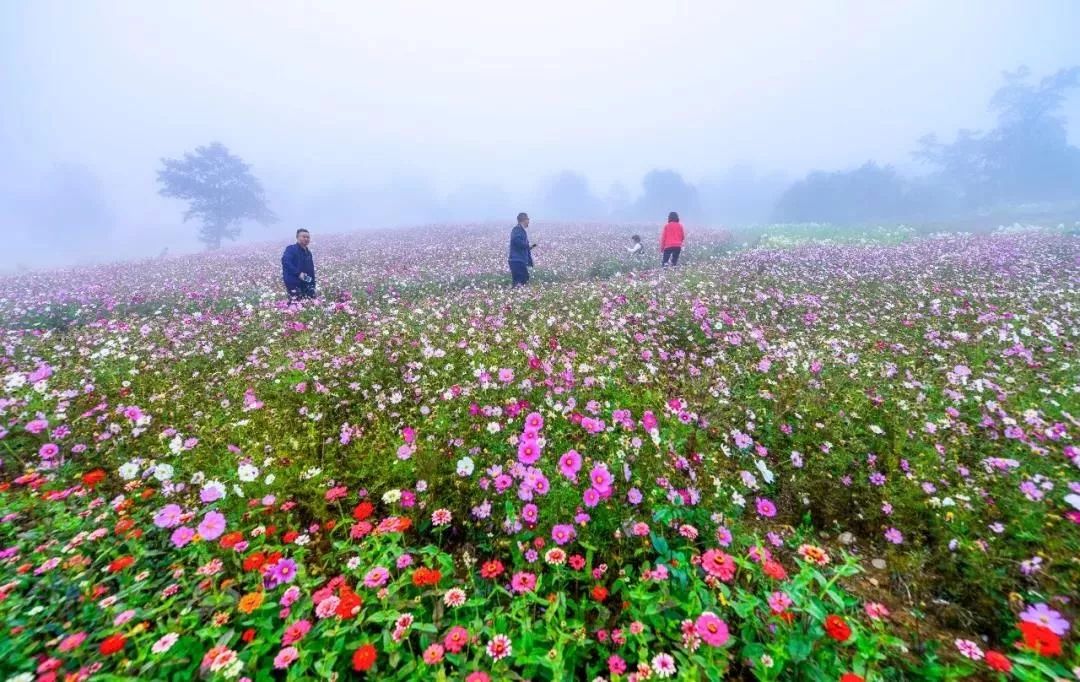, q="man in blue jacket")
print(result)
[281,228,316,299]
[508,212,536,287]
